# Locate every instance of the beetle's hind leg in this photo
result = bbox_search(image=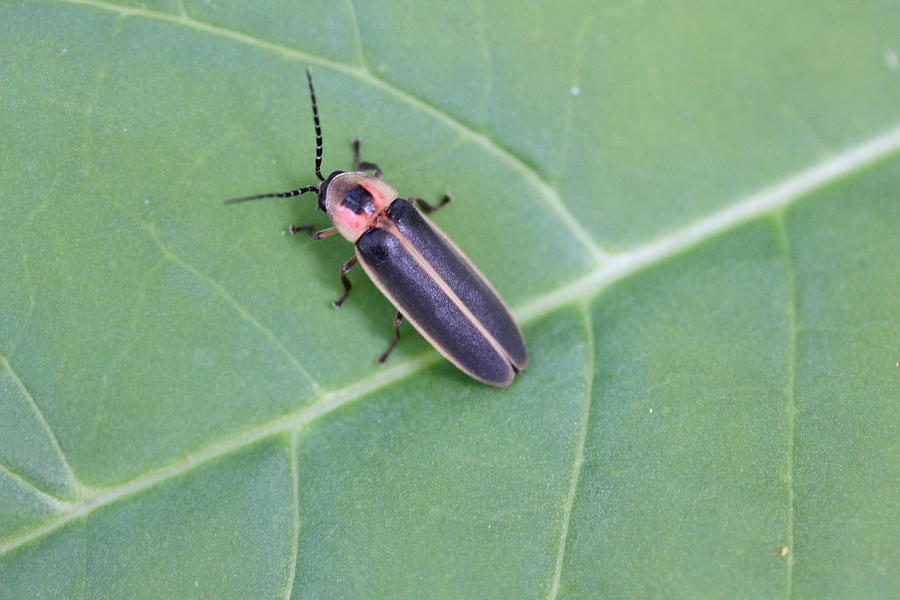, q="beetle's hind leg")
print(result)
[351,138,383,178]
[410,193,452,214]
[332,255,359,308]
[378,311,405,364]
